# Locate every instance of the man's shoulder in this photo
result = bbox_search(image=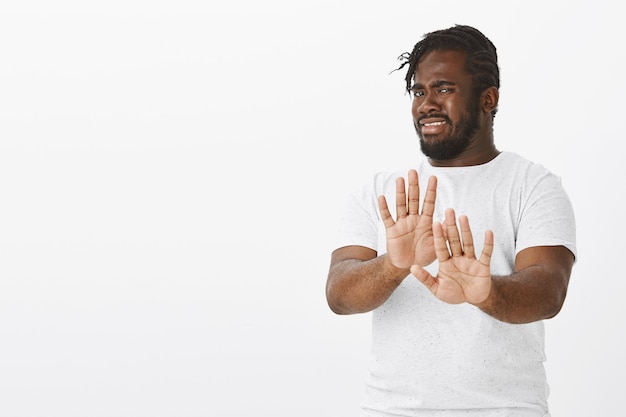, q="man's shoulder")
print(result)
[498,151,552,169]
